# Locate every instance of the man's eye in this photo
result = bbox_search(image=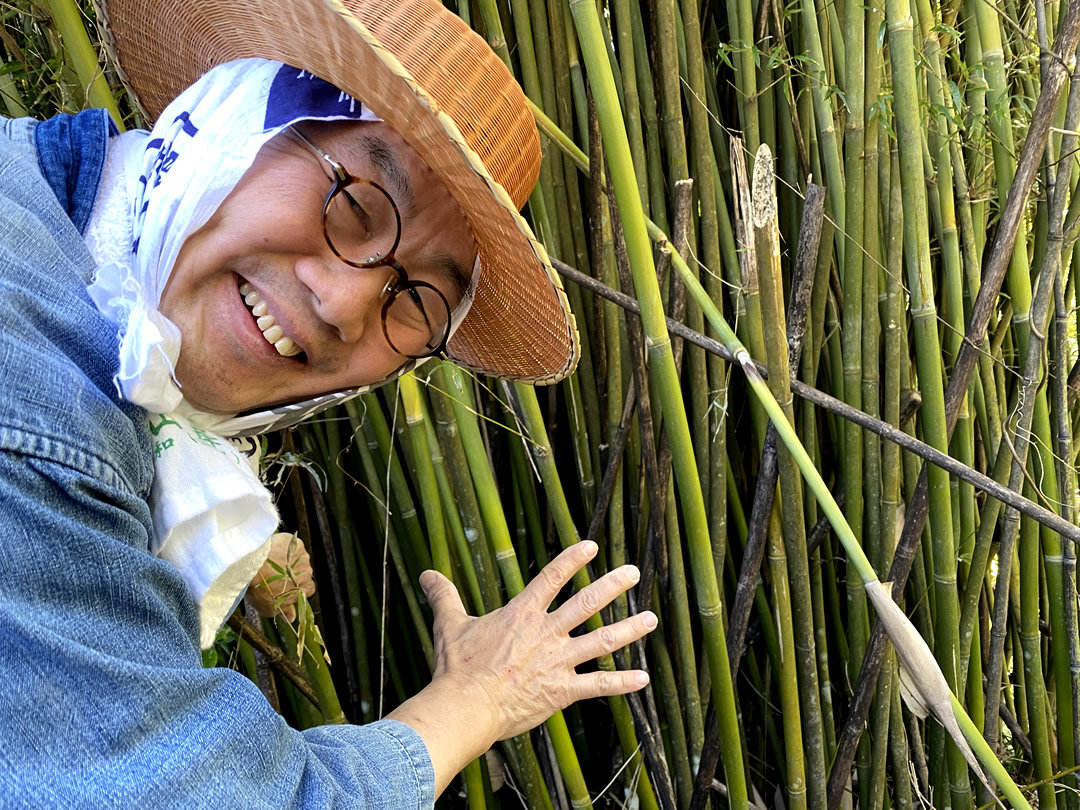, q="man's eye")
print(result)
[326,182,397,263]
[341,188,372,234]
[397,287,431,328]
